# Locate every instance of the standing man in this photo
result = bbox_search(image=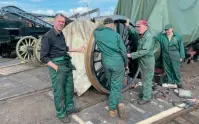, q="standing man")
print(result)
[155,24,185,88]
[40,13,84,123]
[93,18,128,118]
[126,20,155,105]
